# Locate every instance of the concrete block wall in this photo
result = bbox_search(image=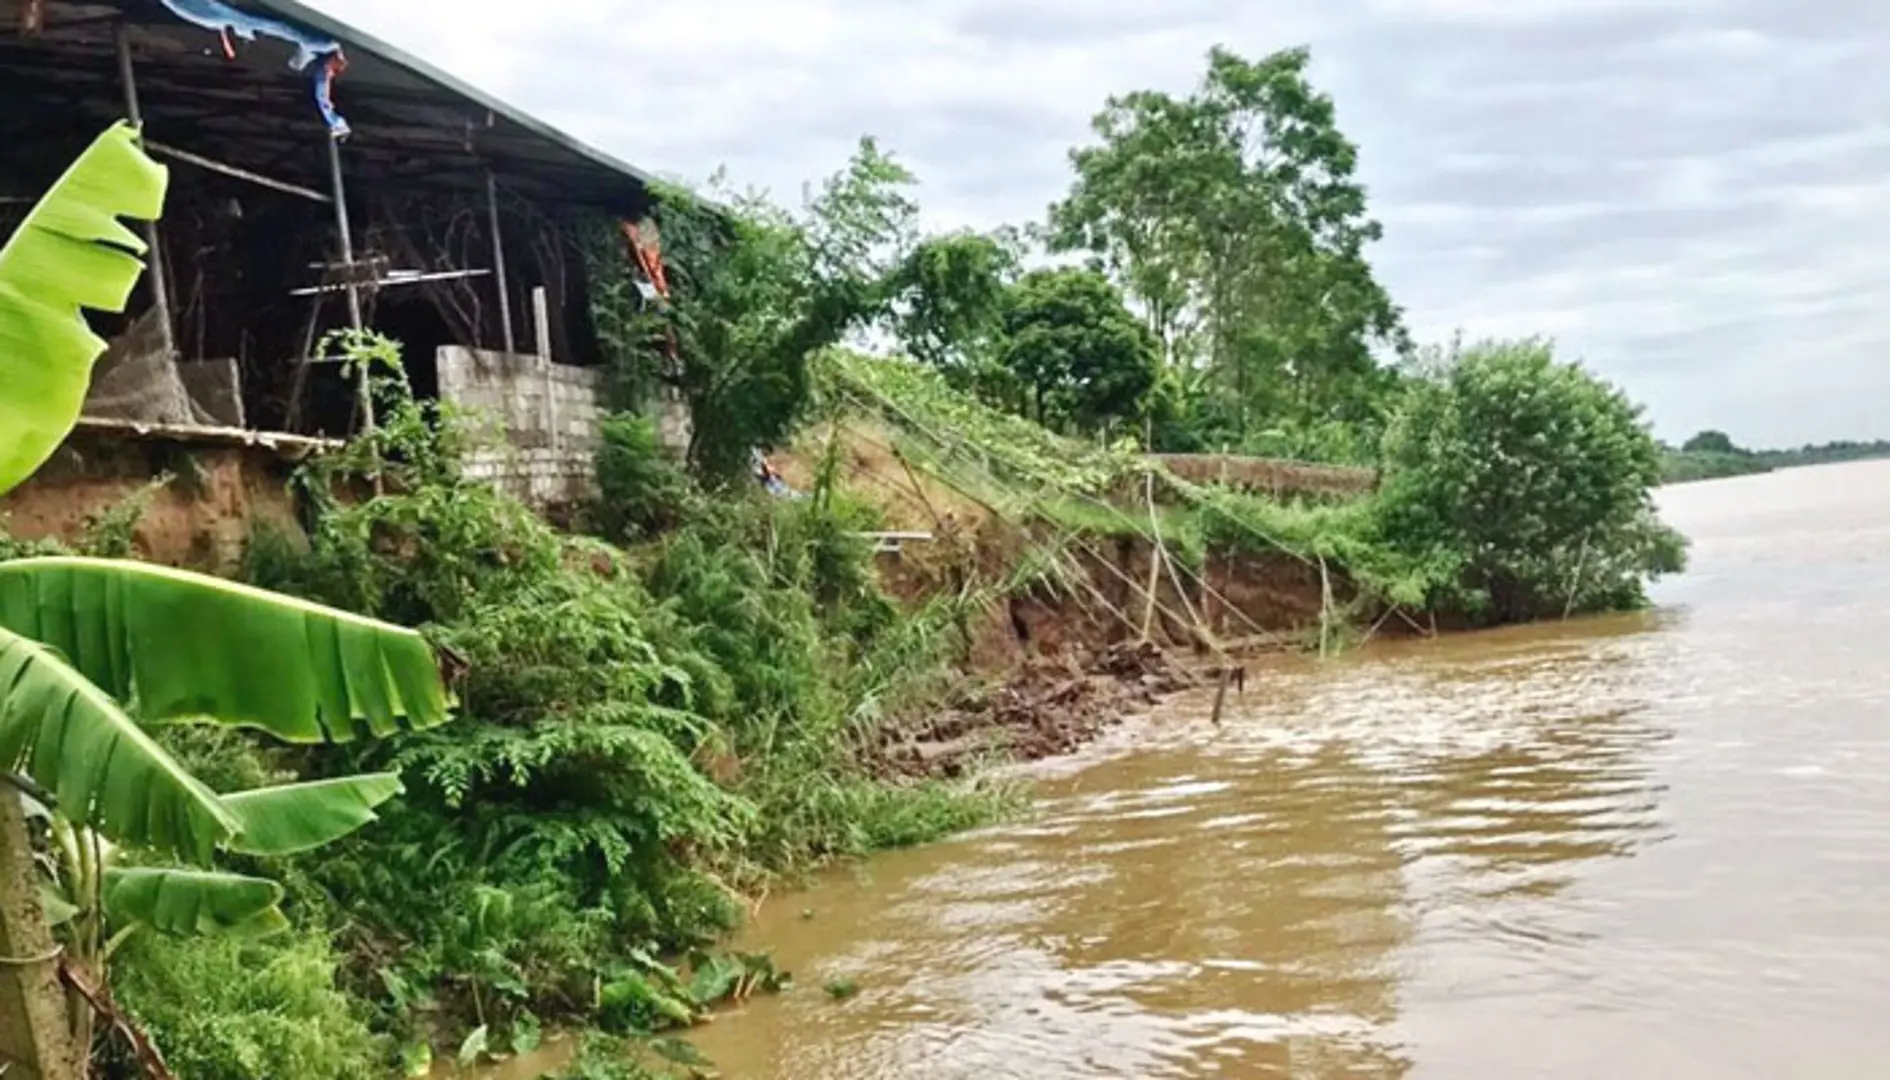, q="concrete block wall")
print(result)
[654,388,692,458]
[436,346,605,507]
